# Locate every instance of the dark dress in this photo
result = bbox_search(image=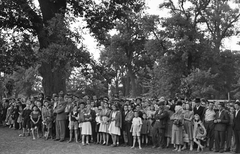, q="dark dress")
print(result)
[30,111,41,129]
